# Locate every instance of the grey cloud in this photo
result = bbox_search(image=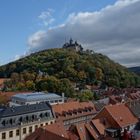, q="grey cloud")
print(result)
[28,0,140,67]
